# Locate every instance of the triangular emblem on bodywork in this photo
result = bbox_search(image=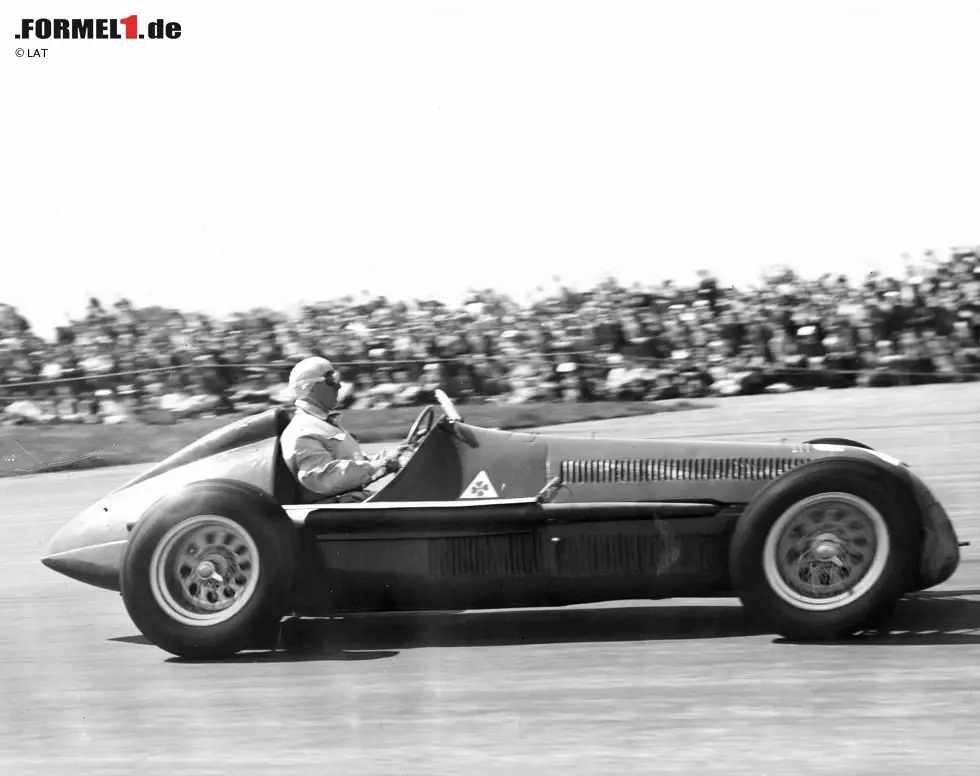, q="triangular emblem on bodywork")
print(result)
[460,470,499,499]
